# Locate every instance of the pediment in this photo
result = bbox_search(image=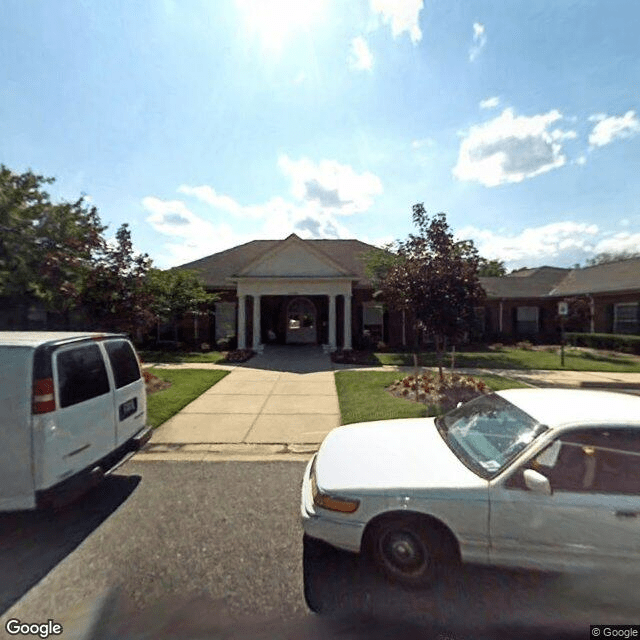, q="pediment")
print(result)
[239,235,350,278]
